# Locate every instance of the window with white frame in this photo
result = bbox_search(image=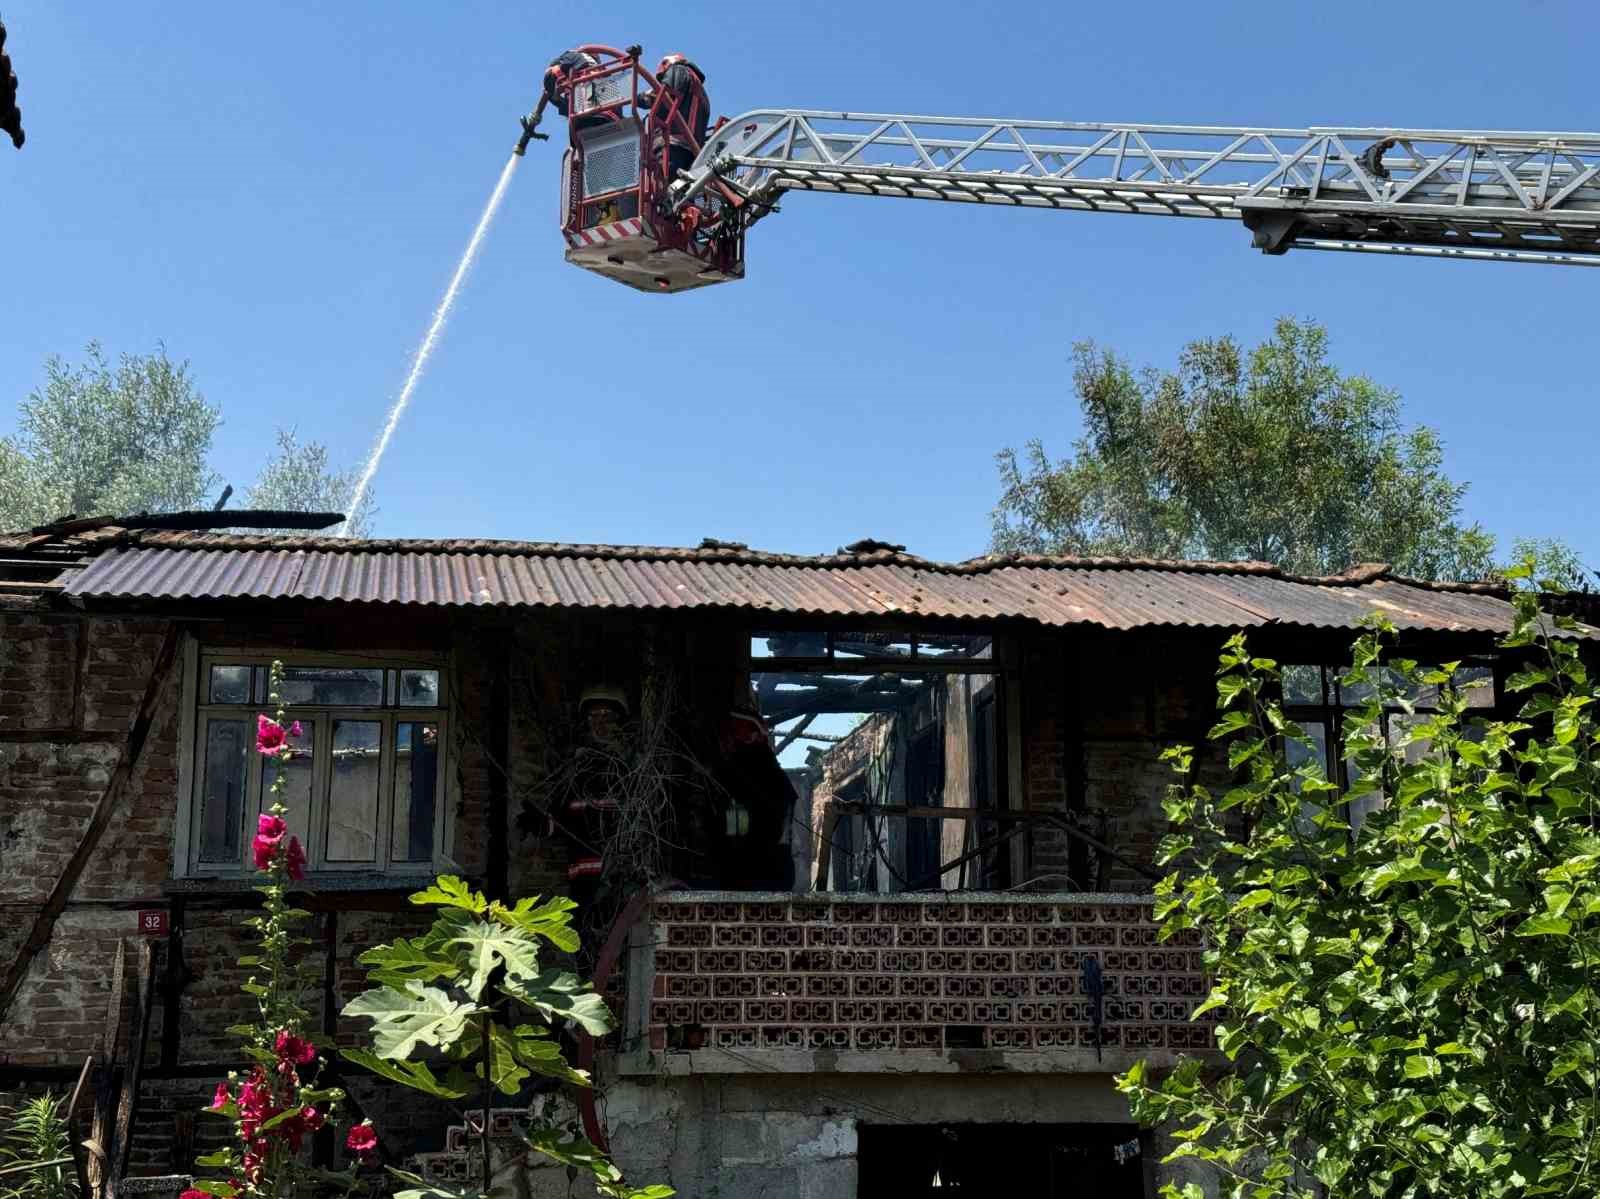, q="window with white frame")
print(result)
[182,654,447,877]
